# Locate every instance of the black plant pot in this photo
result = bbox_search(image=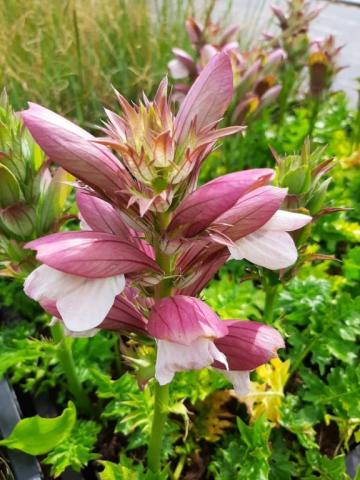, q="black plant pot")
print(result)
[346,444,360,479]
[0,378,42,480]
